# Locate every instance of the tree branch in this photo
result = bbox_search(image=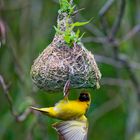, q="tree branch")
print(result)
[118,57,140,101]
[82,36,107,44]
[0,75,32,122]
[121,24,140,43]
[110,0,126,38]
[99,0,116,17]
[101,78,130,87]
[76,14,104,36]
